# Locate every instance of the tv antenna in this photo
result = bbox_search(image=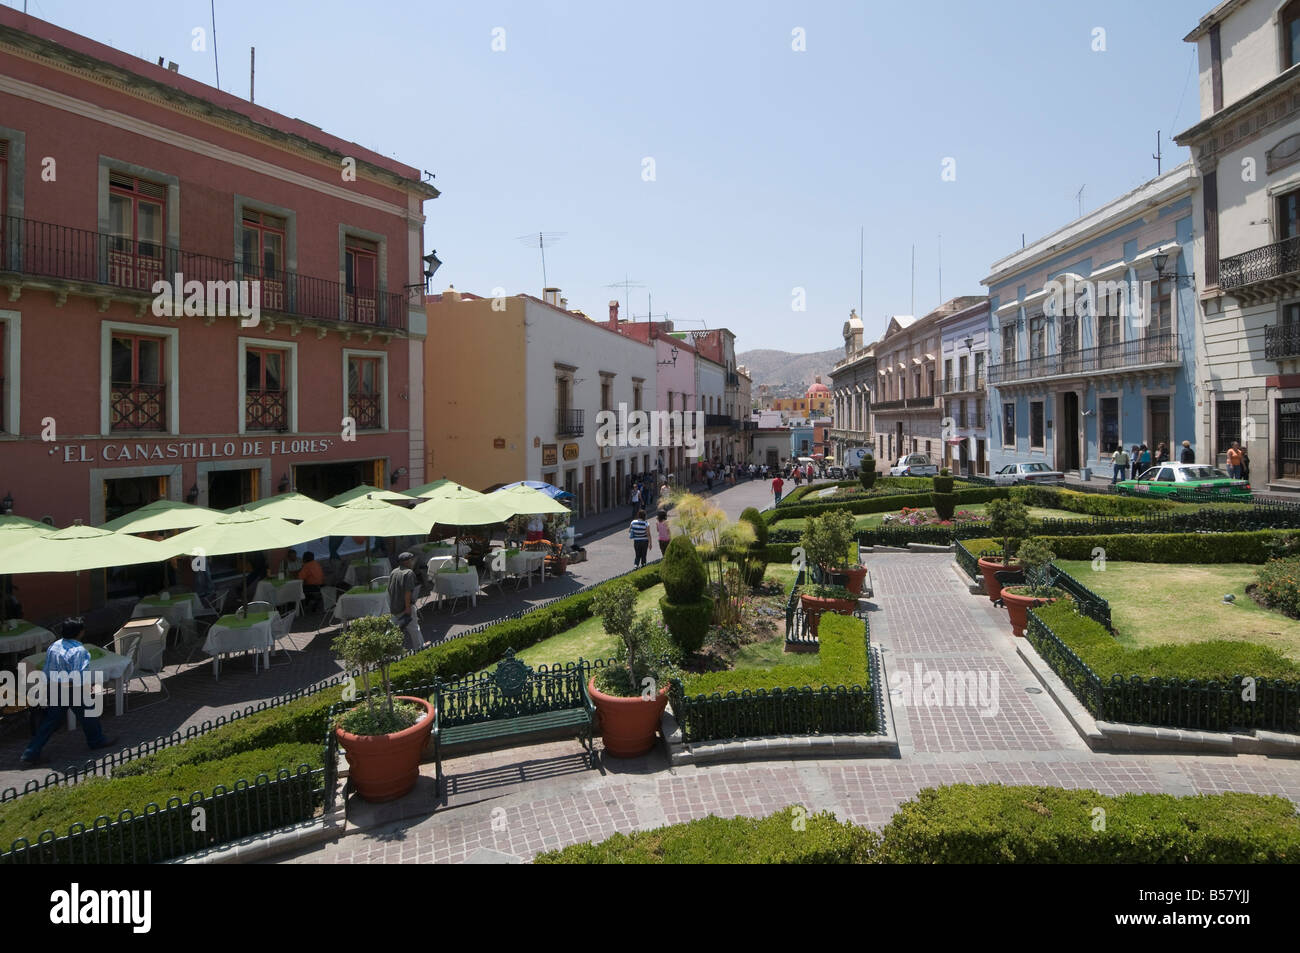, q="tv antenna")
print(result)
[604,275,645,319]
[1075,185,1086,218]
[515,232,565,289]
[1153,130,1163,176]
